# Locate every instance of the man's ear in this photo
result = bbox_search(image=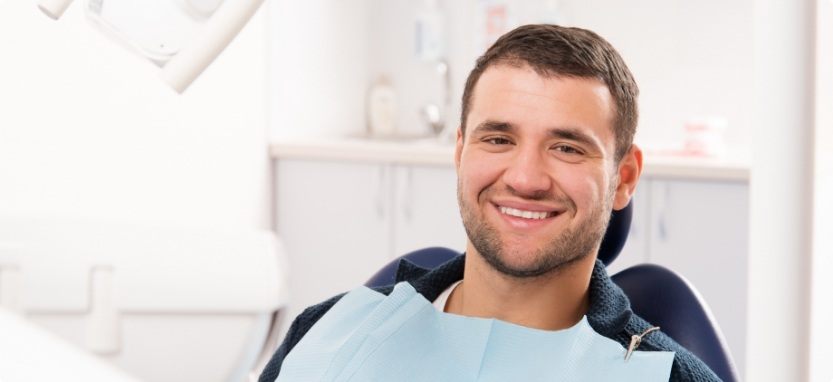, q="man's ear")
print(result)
[612,144,643,210]
[454,127,464,170]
